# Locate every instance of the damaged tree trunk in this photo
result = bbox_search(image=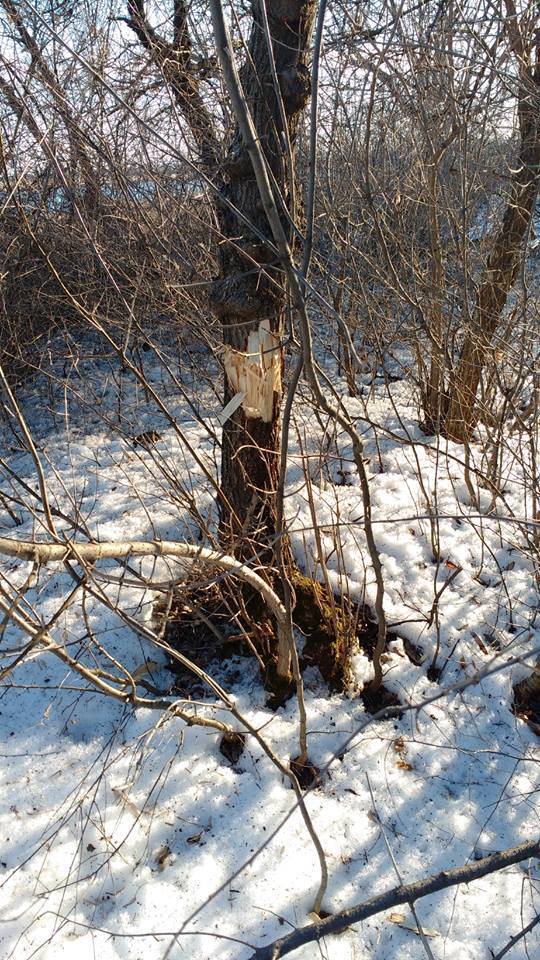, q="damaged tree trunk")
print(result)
[128,0,316,565]
[123,0,389,701]
[126,0,368,697]
[212,1,316,558]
